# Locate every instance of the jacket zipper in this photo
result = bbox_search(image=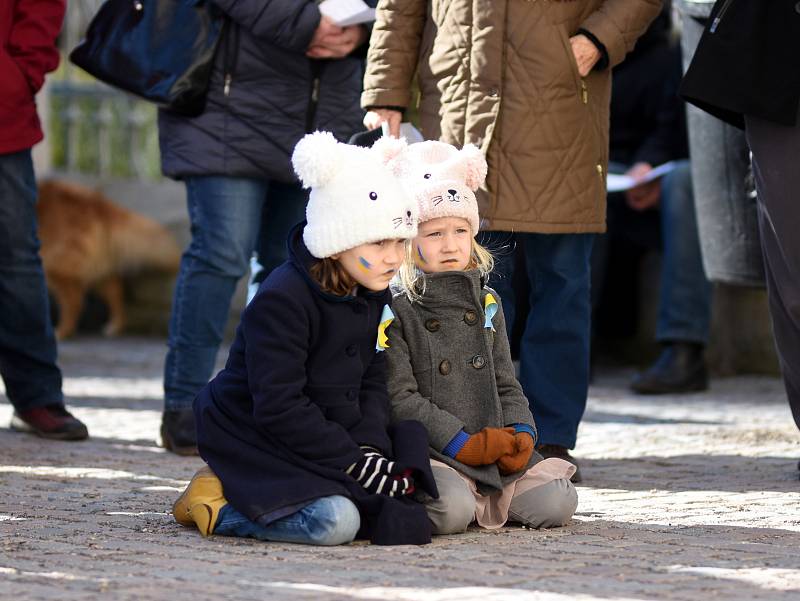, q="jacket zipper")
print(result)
[709,0,735,33]
[305,62,322,133]
[223,23,240,97]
